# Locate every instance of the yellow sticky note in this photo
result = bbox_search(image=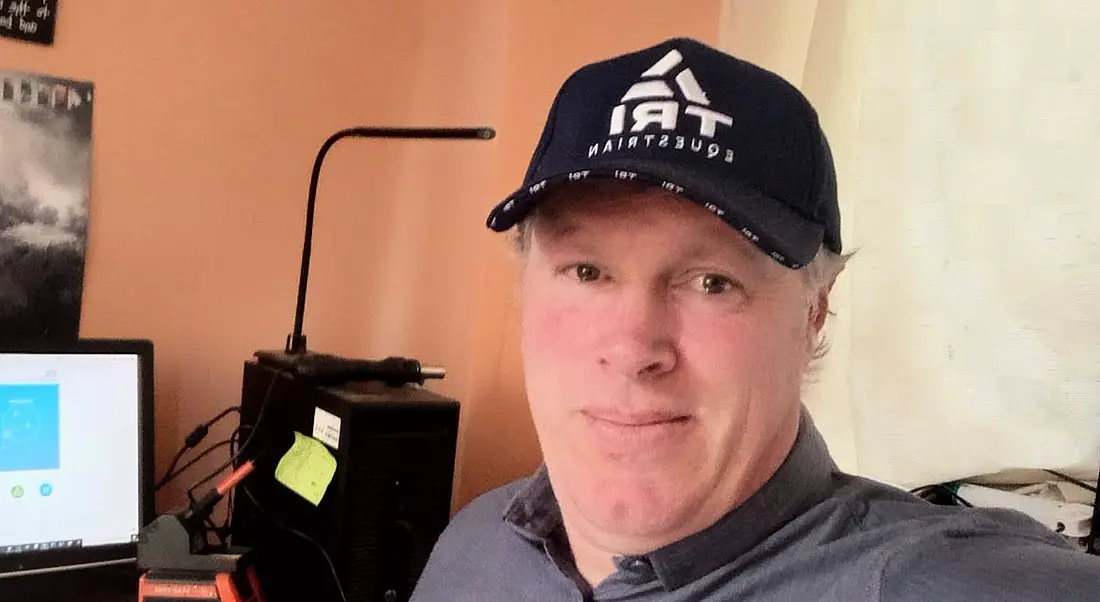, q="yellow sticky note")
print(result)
[274,432,337,506]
